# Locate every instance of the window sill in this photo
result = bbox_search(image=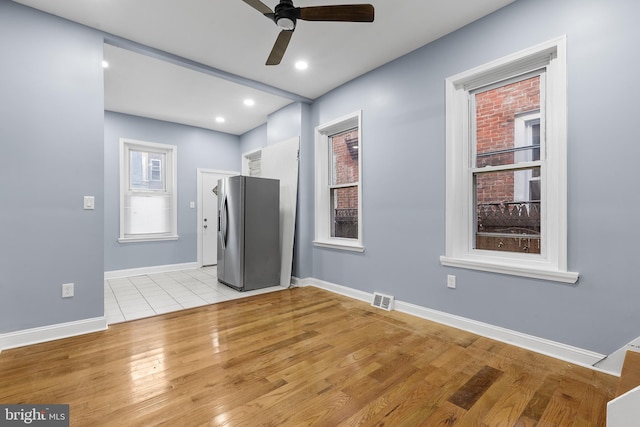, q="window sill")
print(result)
[313,239,365,253]
[439,255,579,284]
[118,235,179,244]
